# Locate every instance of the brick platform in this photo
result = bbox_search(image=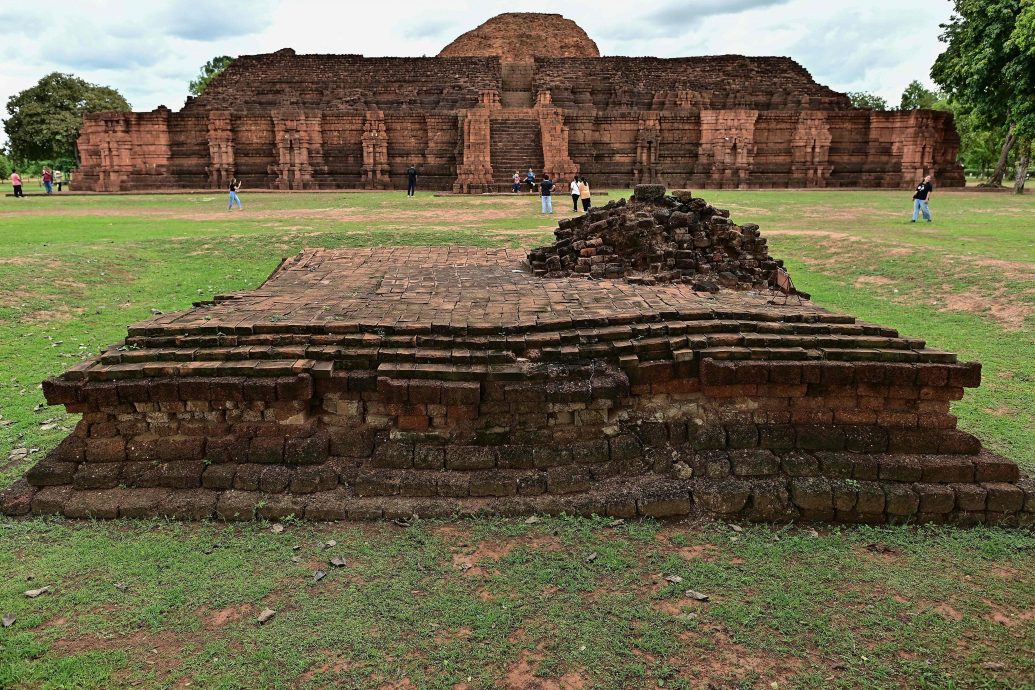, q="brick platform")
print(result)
[3,215,1031,523]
